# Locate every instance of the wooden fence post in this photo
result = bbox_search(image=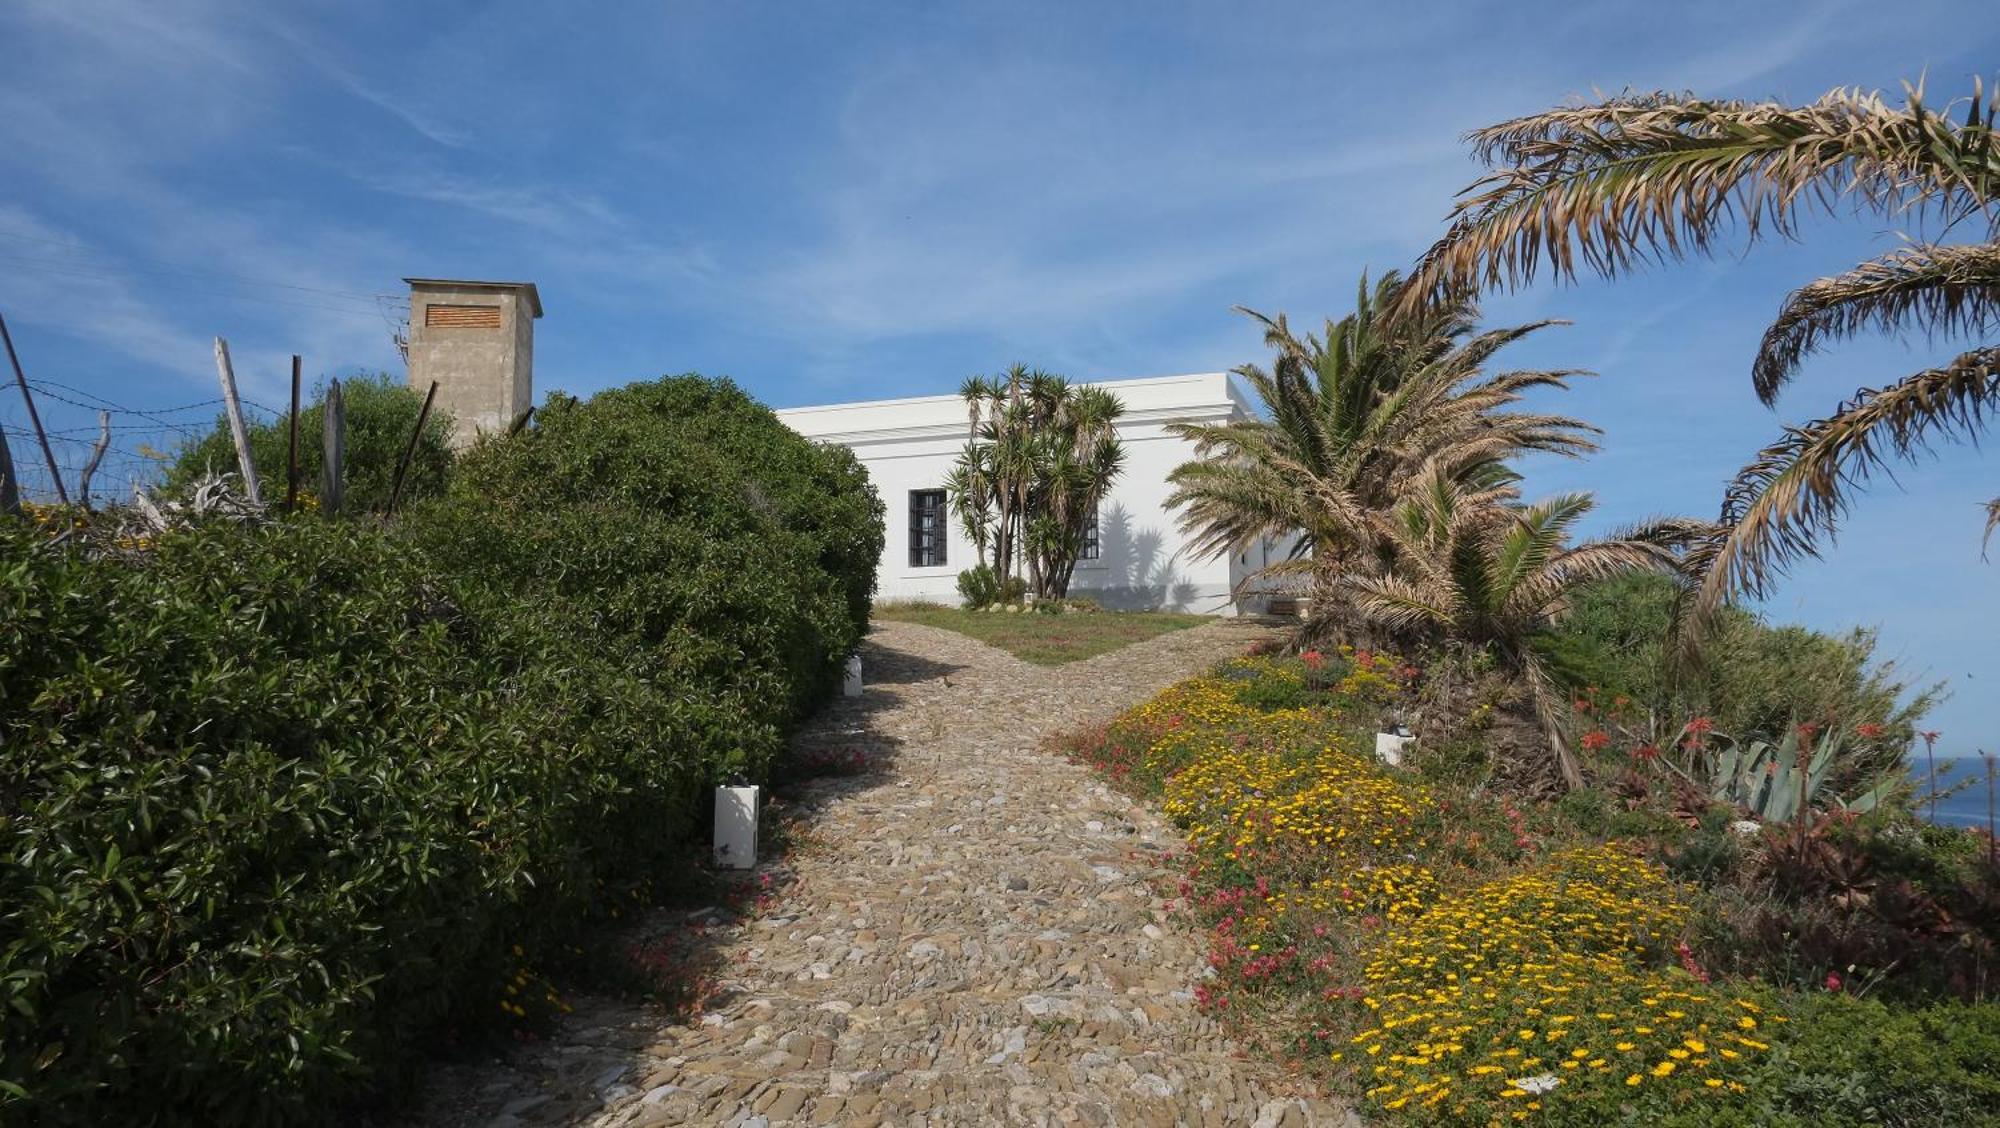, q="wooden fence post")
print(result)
[212,337,263,506]
[385,380,437,517]
[1,311,70,505]
[321,378,345,516]
[0,424,19,516]
[286,355,302,512]
[77,411,111,511]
